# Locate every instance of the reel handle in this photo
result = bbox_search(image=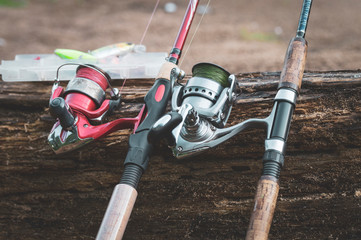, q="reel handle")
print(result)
[49,97,75,129]
[148,112,183,145]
